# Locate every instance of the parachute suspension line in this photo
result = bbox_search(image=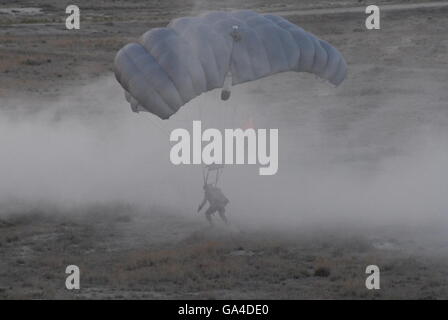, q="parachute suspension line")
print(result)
[221,72,232,101]
[202,164,225,187]
[221,25,242,102]
[202,166,208,186]
[205,26,242,188]
[207,25,242,187]
[231,98,238,128]
[197,97,204,122]
[215,167,223,185]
